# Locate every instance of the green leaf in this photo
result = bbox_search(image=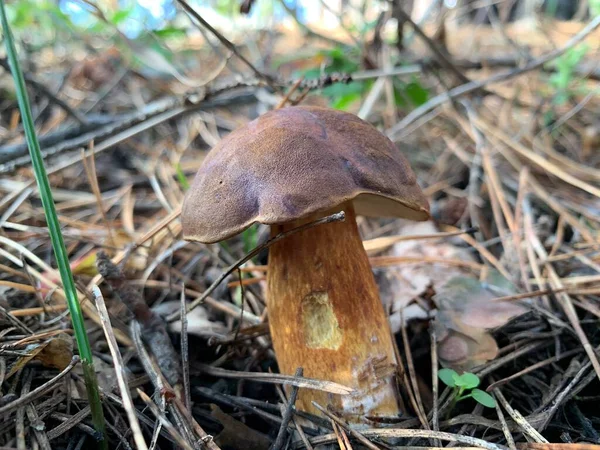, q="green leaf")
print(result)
[175,163,189,191]
[110,8,133,25]
[300,67,323,80]
[438,368,458,387]
[547,43,589,104]
[321,47,359,73]
[322,80,364,97]
[154,27,188,40]
[405,80,429,106]
[454,372,480,389]
[330,92,361,110]
[471,389,497,408]
[242,224,259,254]
[393,81,408,107]
[324,80,365,110]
